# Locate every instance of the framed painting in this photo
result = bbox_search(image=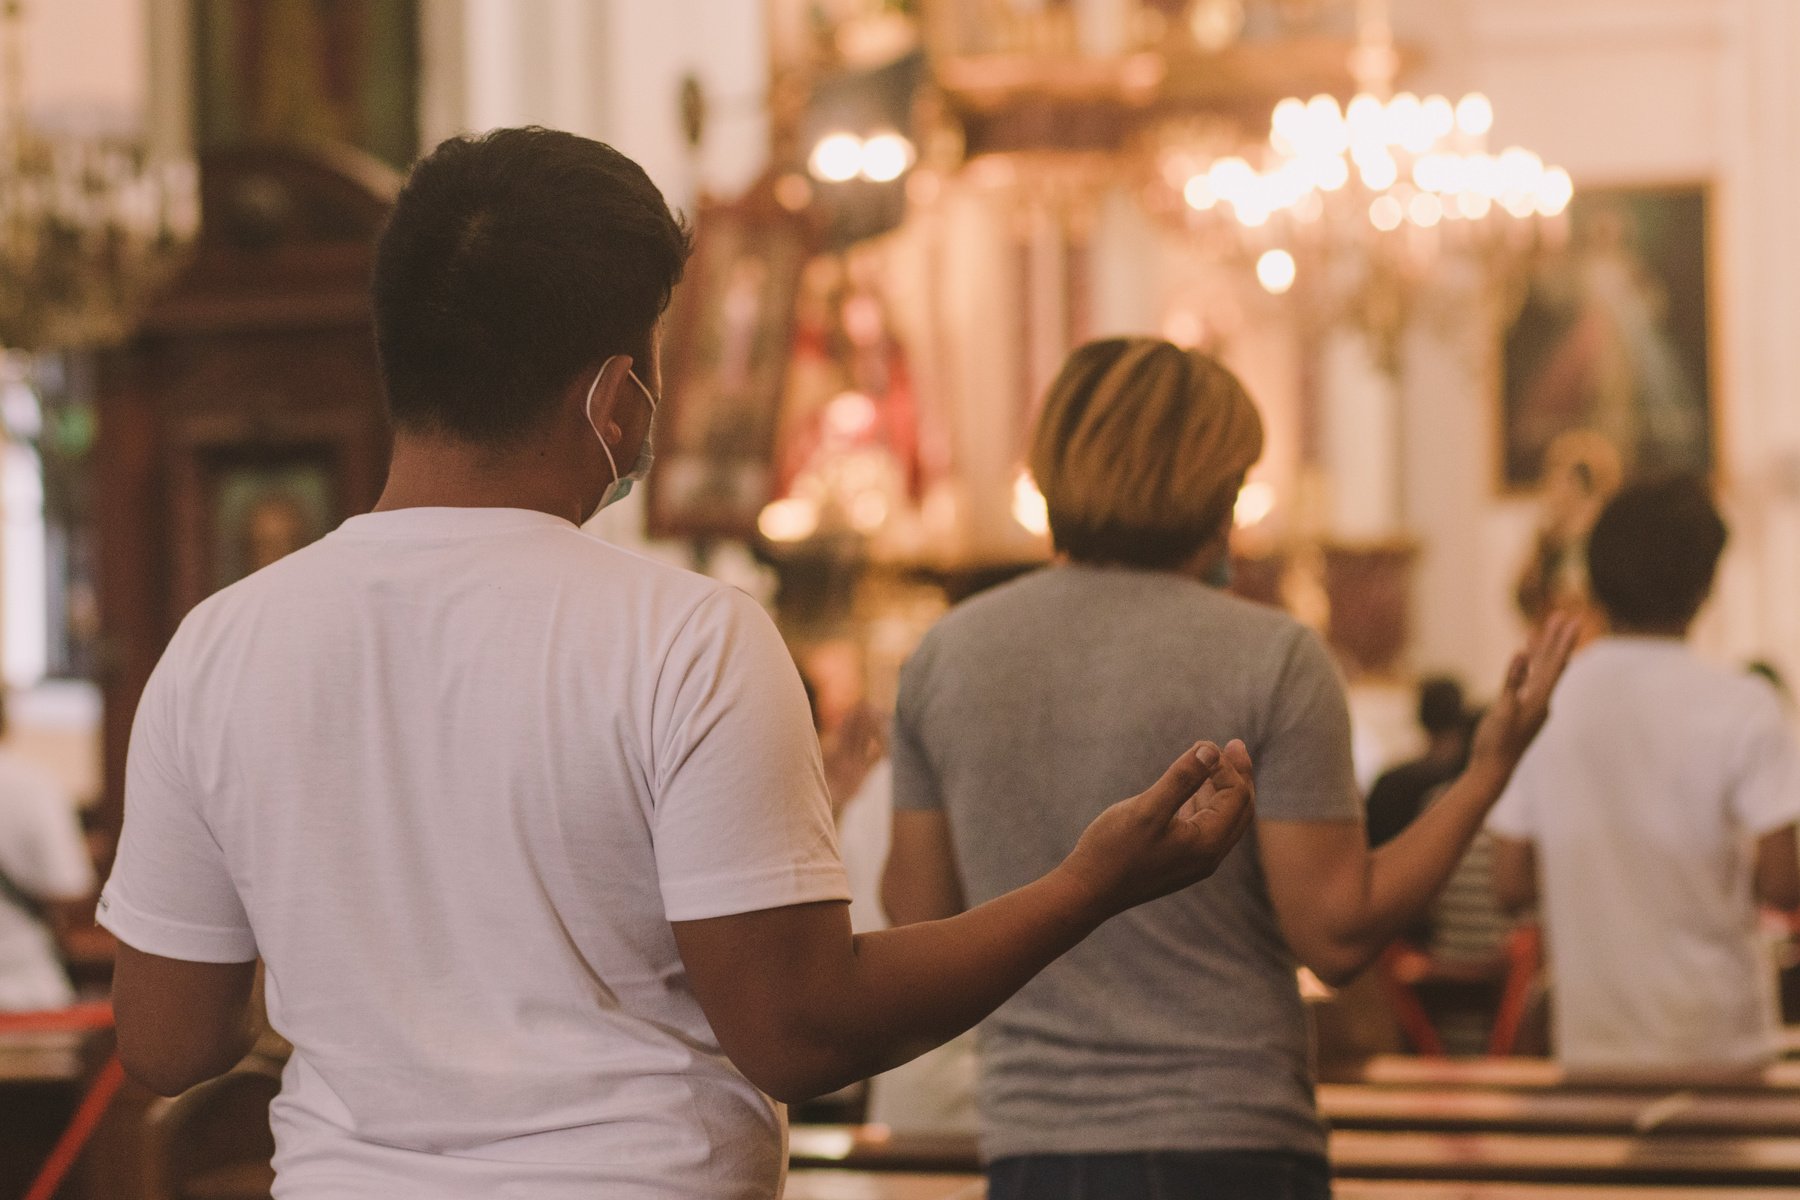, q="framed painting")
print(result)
[209,458,337,592]
[193,0,421,170]
[649,191,813,539]
[1500,185,1713,490]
